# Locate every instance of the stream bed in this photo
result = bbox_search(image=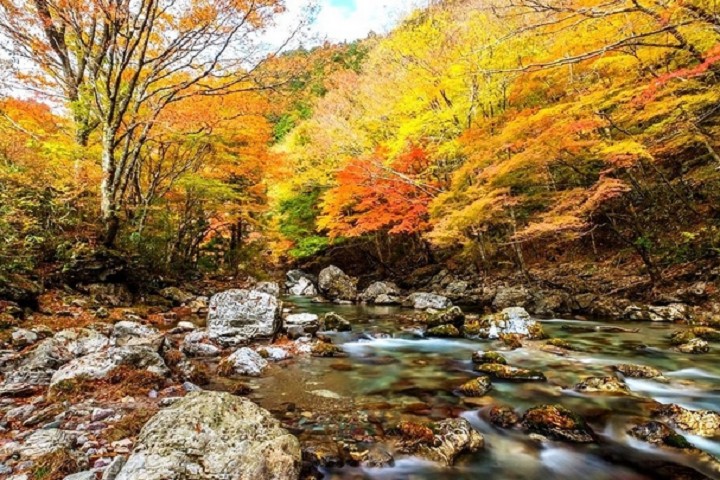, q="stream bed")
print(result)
[217,297,720,479]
